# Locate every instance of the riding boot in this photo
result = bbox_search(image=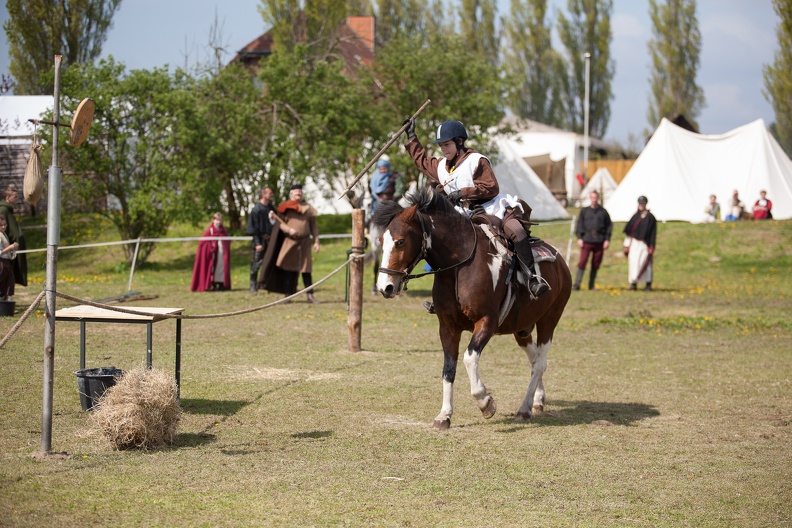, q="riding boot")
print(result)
[573,268,584,291]
[588,269,598,290]
[644,282,652,292]
[514,238,549,298]
[249,274,258,295]
[629,283,637,291]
